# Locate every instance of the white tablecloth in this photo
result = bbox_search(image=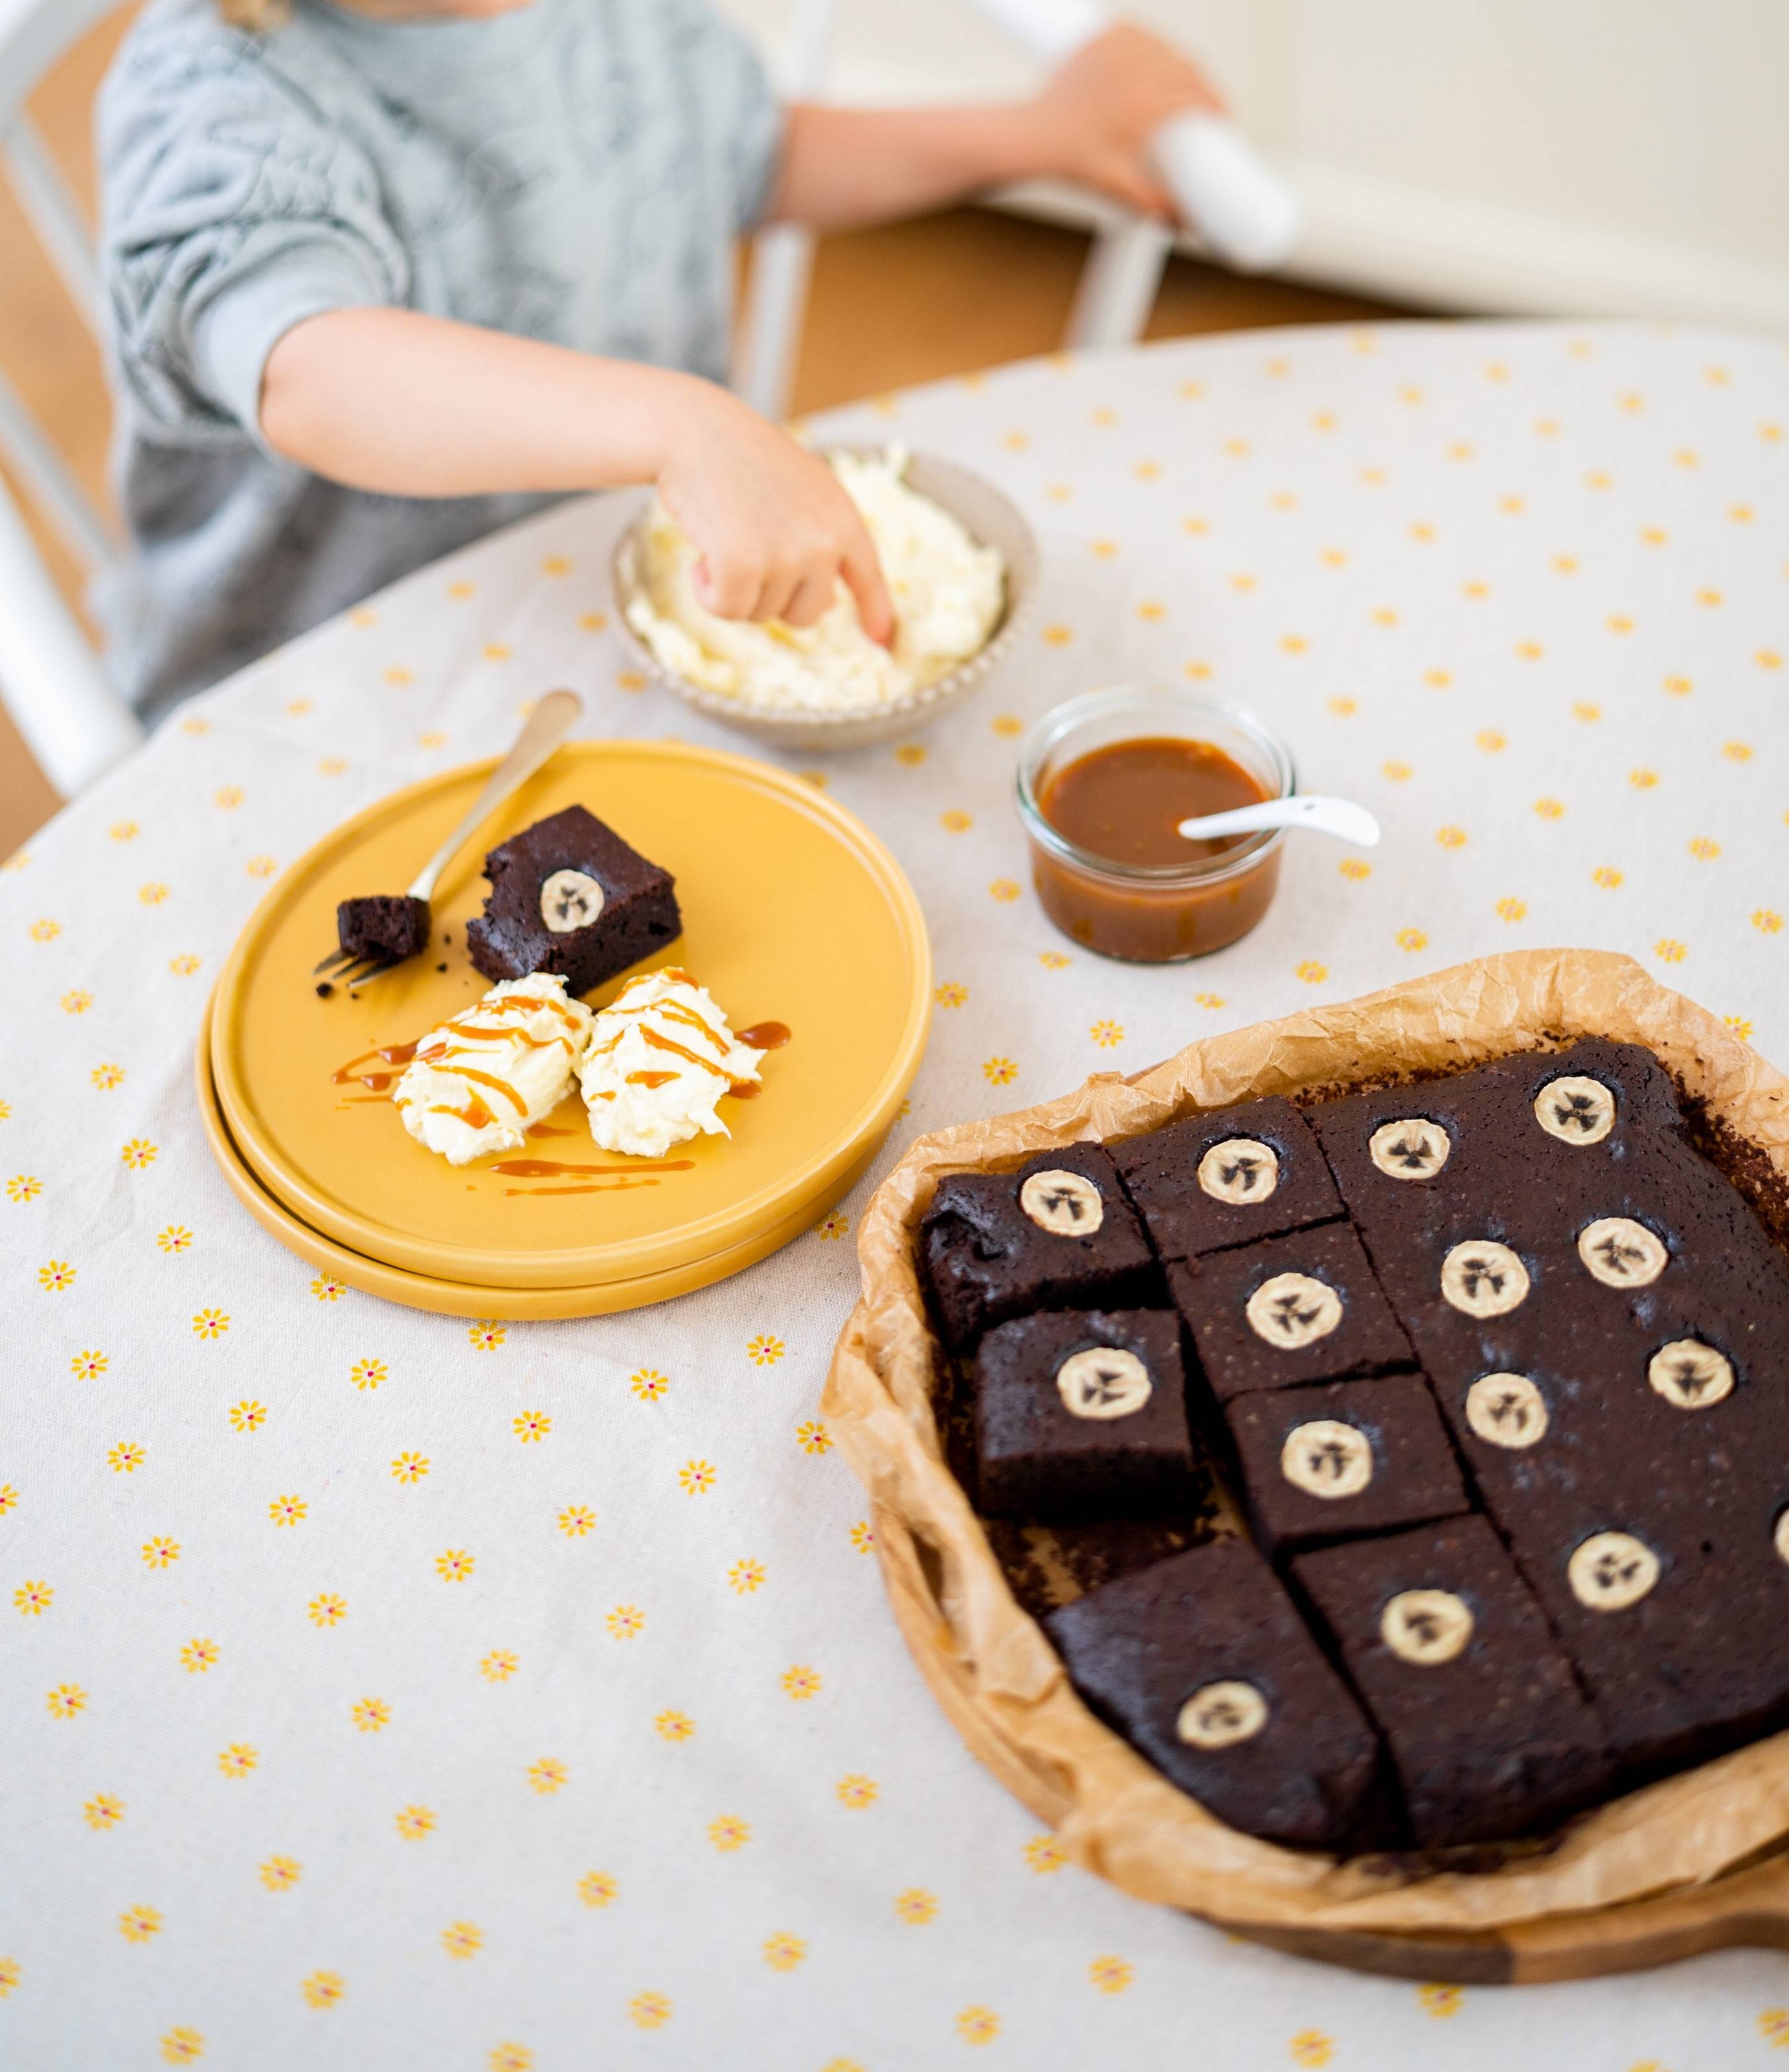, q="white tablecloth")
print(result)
[5,322,1788,2069]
